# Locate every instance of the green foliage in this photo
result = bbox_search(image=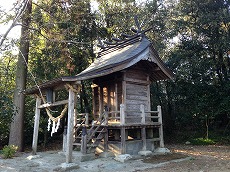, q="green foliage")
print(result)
[189,138,216,145]
[1,145,18,159]
[151,0,230,141]
[0,54,16,147]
